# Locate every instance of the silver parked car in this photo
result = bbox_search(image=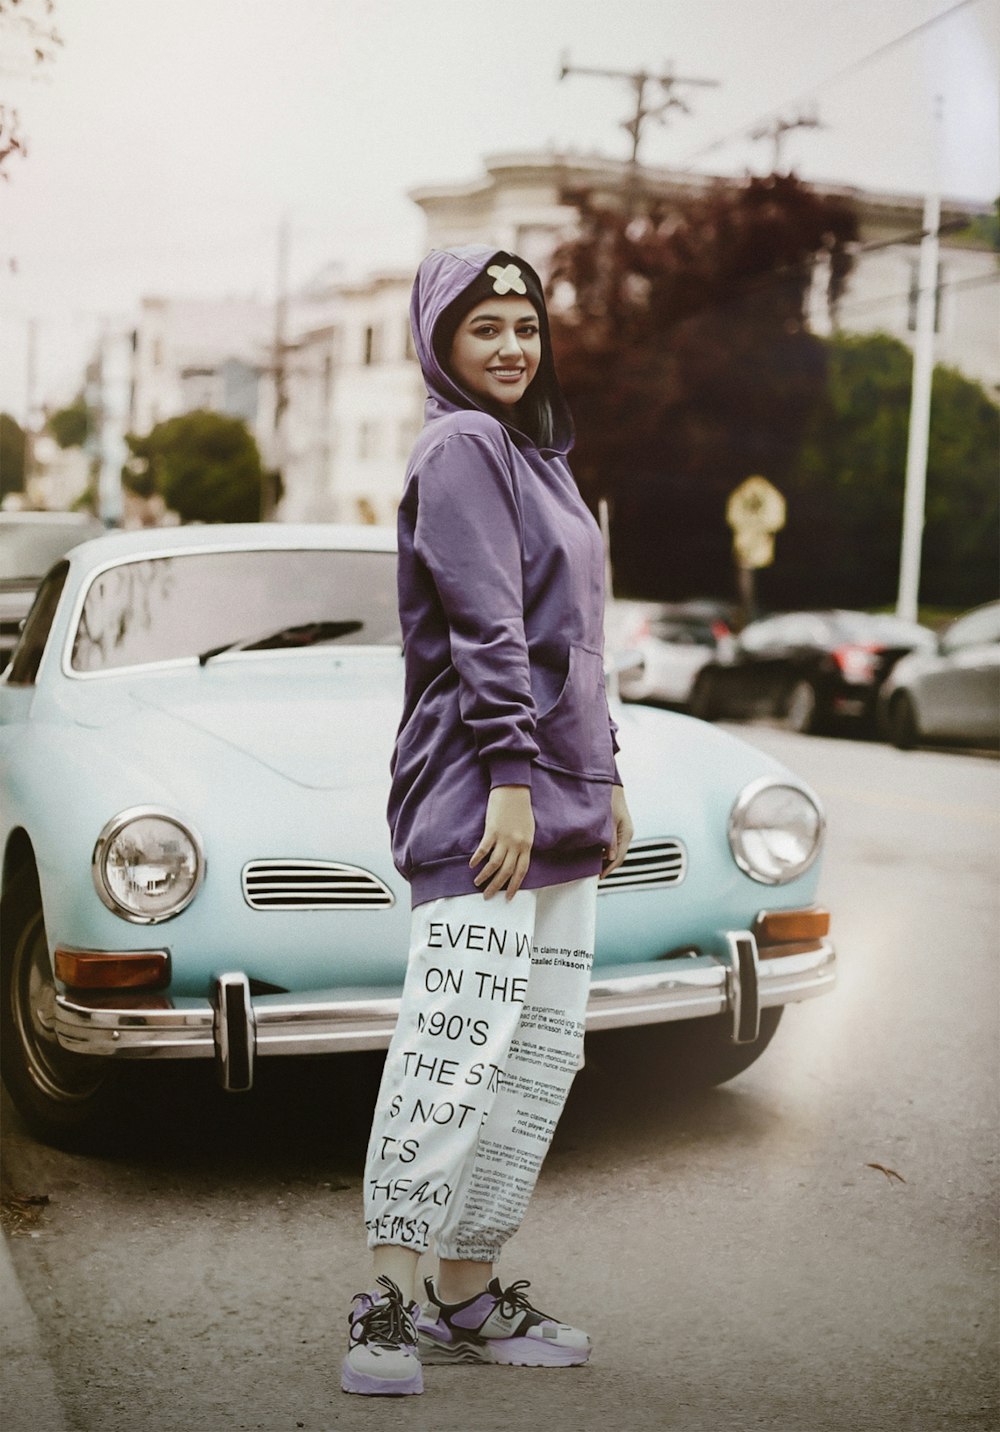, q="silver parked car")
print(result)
[879,601,1000,749]
[0,511,106,668]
